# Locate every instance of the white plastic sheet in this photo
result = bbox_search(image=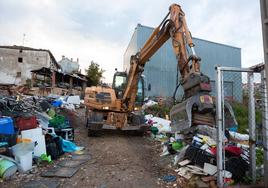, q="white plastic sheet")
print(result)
[142,100,158,110]
[229,131,249,141]
[145,115,171,133]
[66,96,80,105]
